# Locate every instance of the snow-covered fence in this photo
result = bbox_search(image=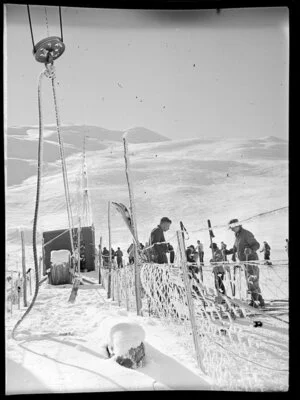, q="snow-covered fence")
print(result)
[139,260,288,390]
[105,243,289,390]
